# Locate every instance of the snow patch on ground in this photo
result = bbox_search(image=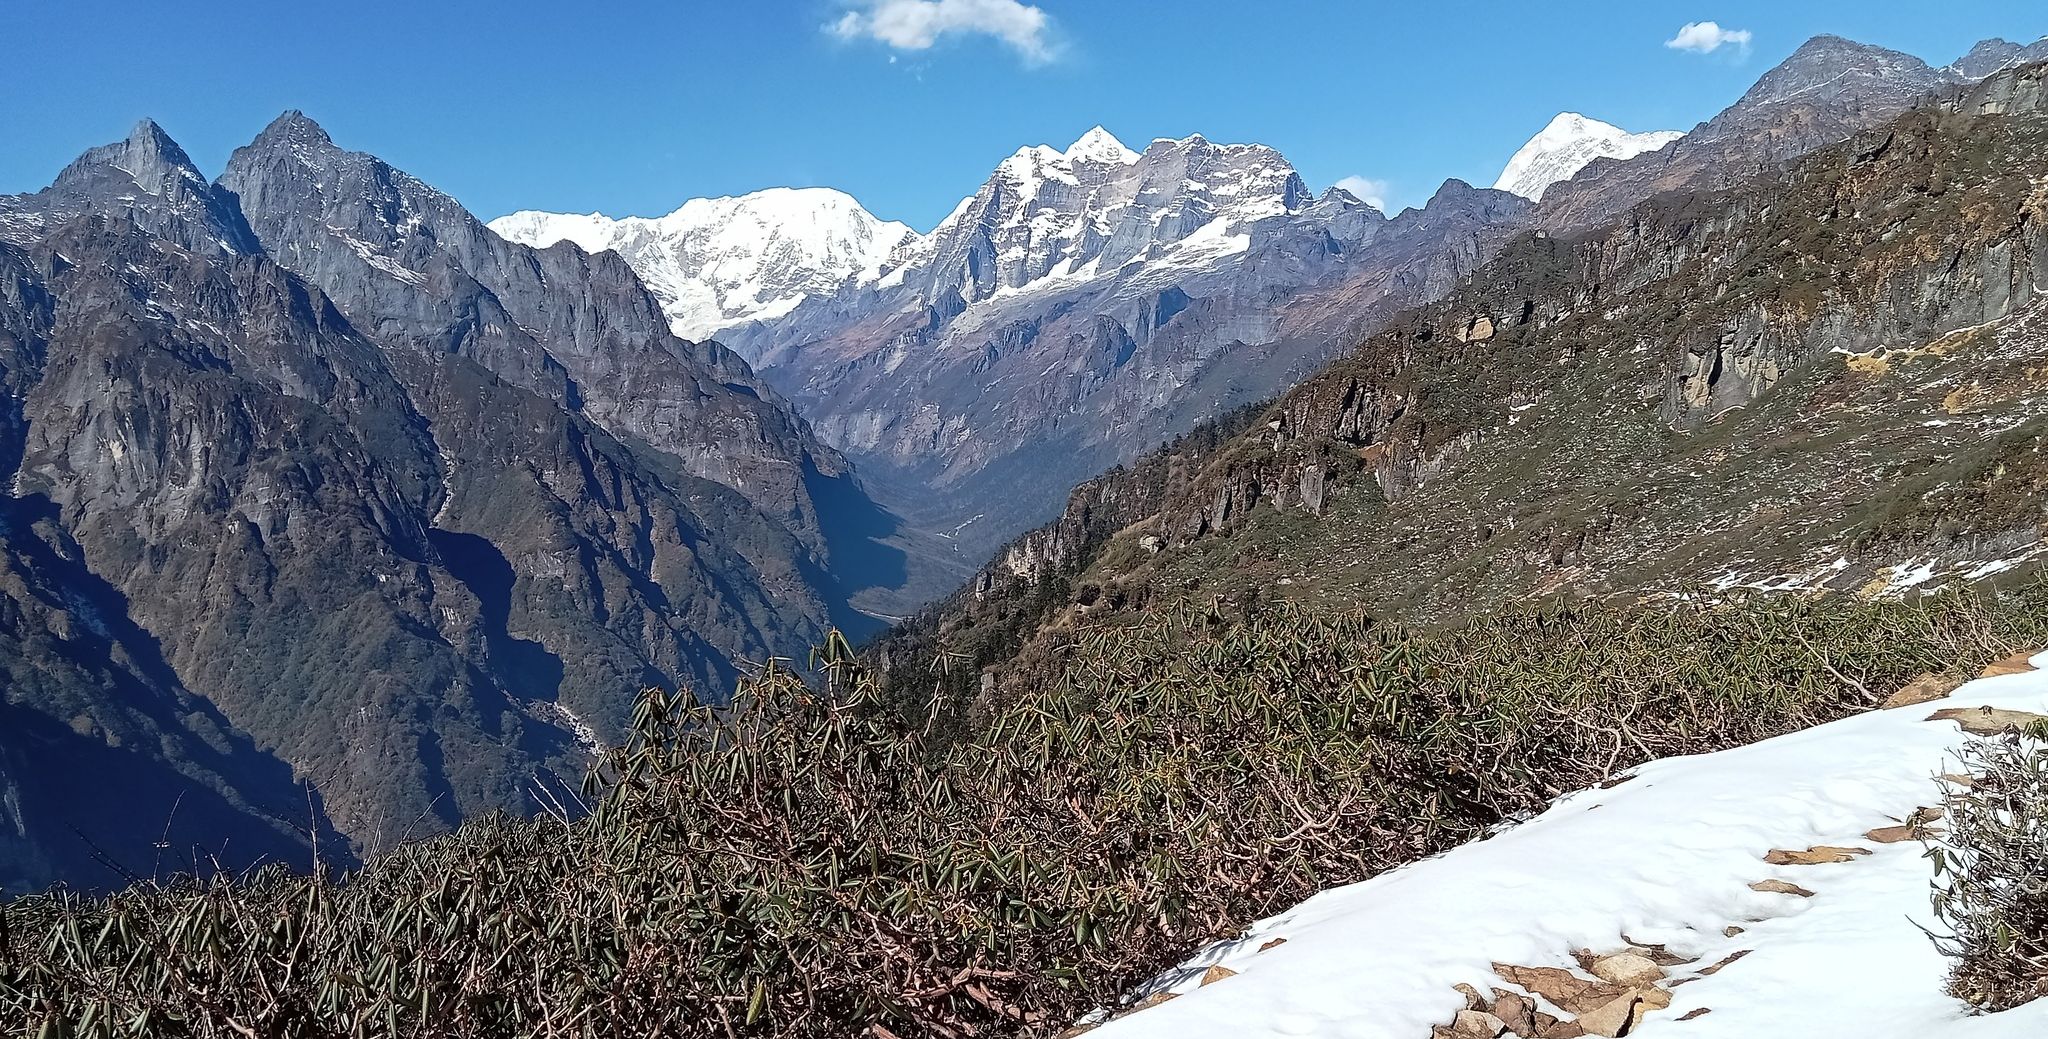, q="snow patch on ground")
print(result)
[1880,556,1944,594]
[1098,658,2048,1038]
[1709,556,1854,594]
[1710,545,2046,599]
[535,701,603,757]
